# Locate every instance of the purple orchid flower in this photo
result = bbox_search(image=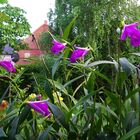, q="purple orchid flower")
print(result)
[51,40,66,54]
[70,46,90,63]
[28,100,50,117]
[2,44,14,55]
[0,61,16,73]
[121,22,139,40]
[130,29,140,46]
[121,22,140,47]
